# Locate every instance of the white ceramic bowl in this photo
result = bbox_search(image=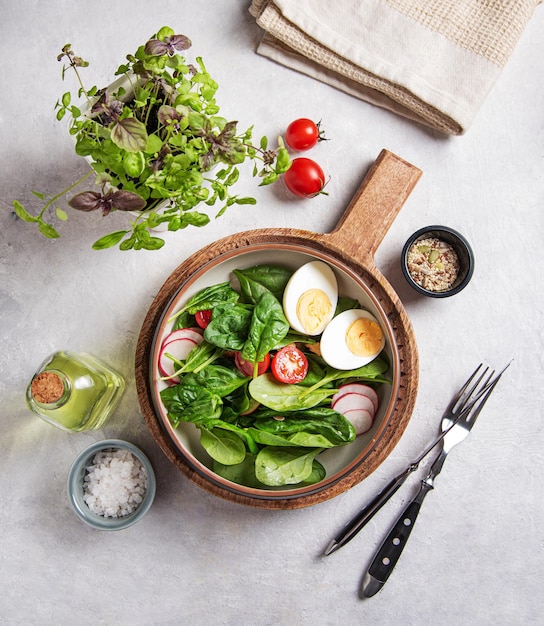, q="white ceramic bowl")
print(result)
[149,245,400,502]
